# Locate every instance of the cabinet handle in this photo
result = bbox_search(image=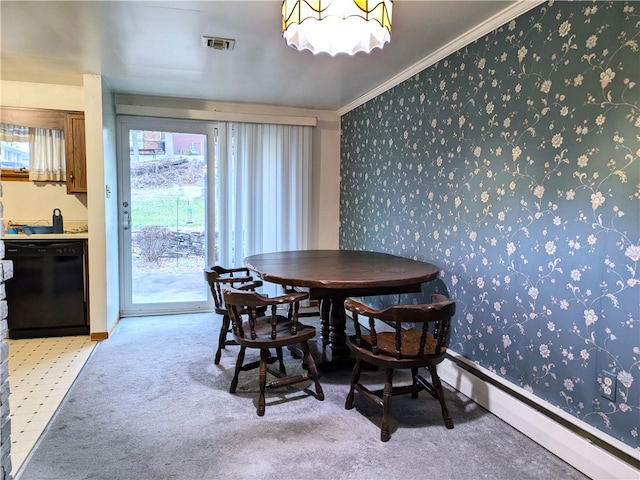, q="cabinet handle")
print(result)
[69,171,75,182]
